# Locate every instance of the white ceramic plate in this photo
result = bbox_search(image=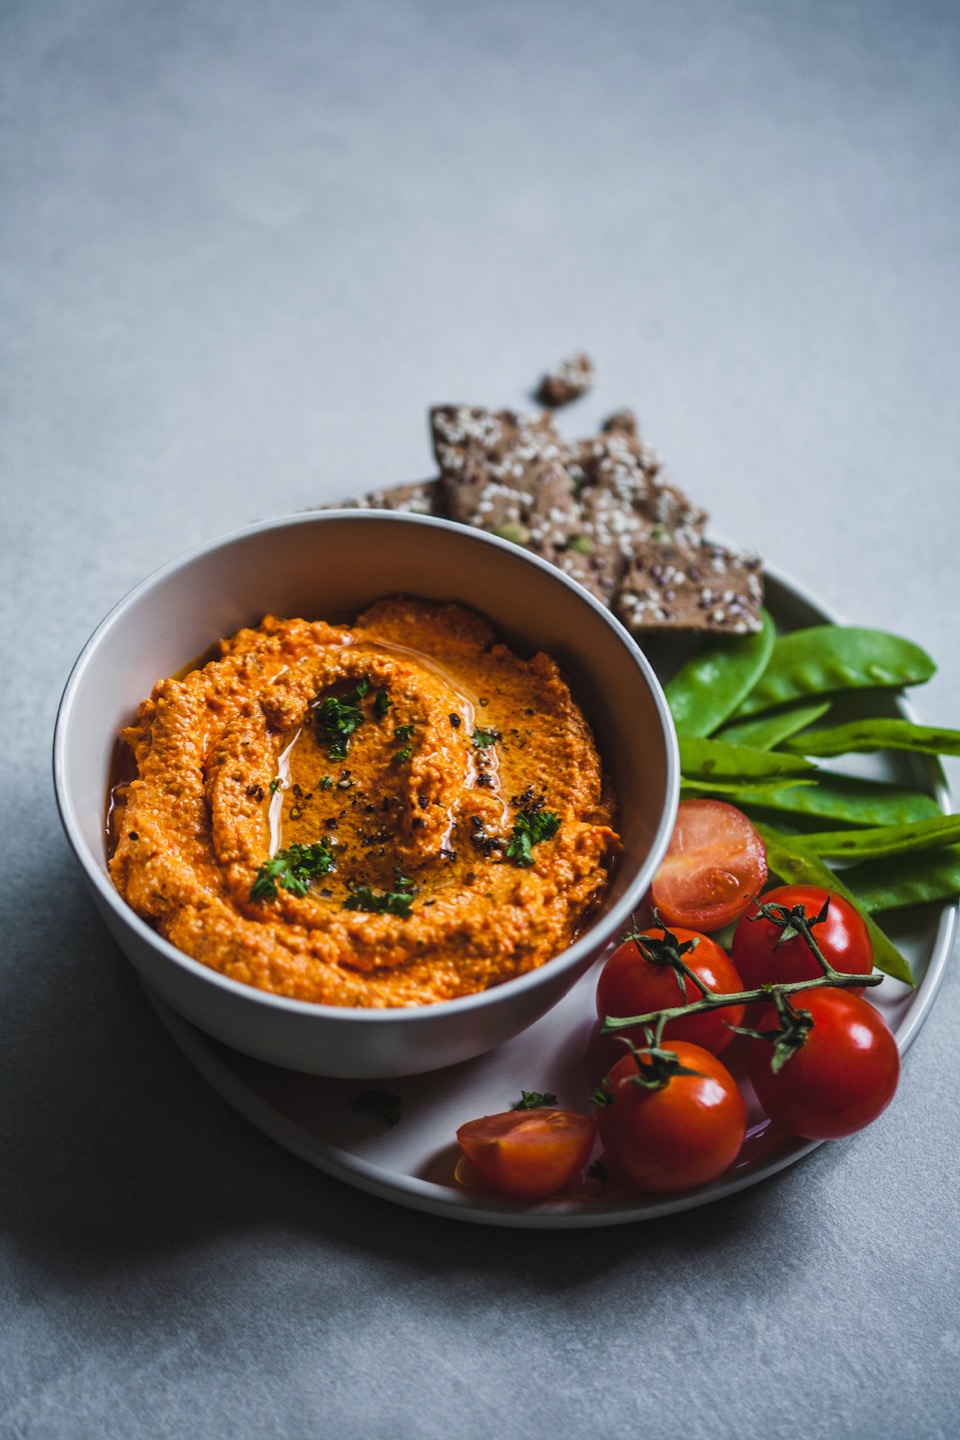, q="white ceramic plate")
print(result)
[144,568,957,1228]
